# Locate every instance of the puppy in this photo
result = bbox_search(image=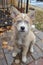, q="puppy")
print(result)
[9,6,36,63]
